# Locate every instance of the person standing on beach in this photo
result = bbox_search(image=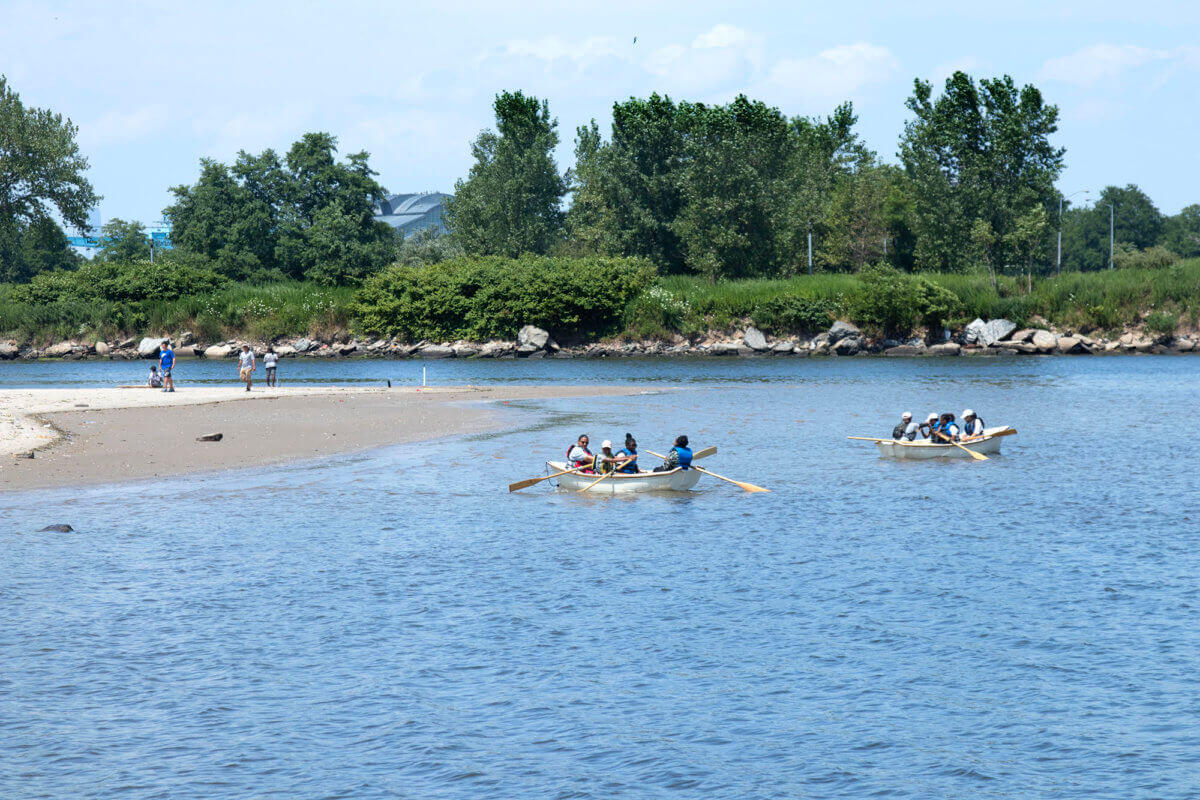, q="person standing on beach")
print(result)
[158,340,175,393]
[238,345,256,392]
[263,346,278,388]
